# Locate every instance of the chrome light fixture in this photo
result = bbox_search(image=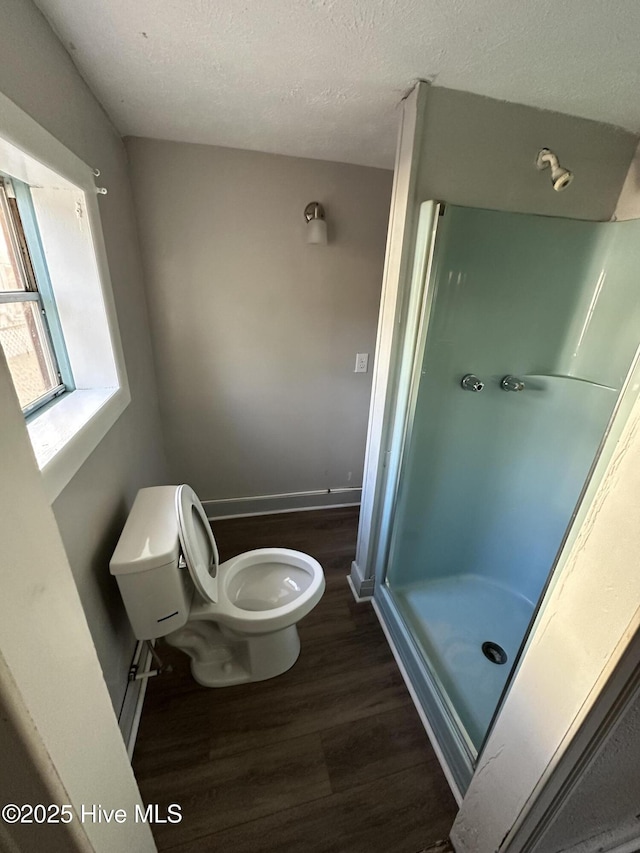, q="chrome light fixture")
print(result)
[304,201,327,244]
